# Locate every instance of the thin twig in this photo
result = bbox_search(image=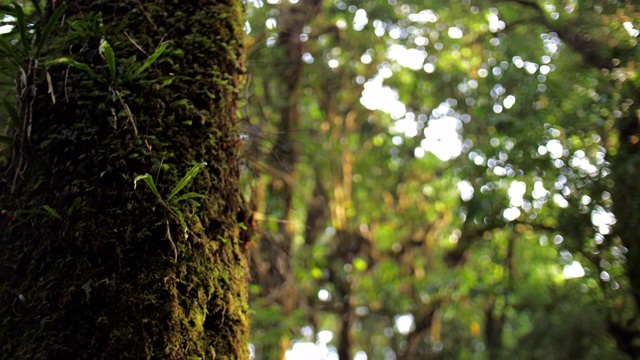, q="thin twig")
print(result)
[124,31,149,56]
